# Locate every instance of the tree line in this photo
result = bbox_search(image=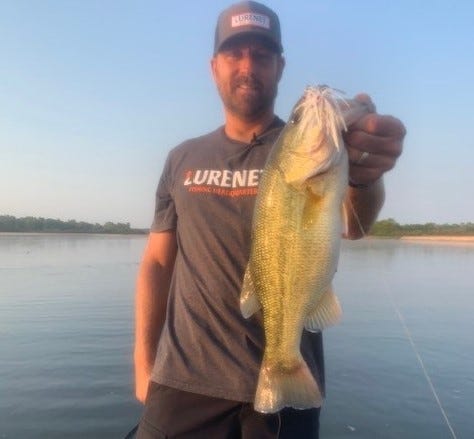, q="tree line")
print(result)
[369,218,474,237]
[1,215,473,237]
[0,215,146,234]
